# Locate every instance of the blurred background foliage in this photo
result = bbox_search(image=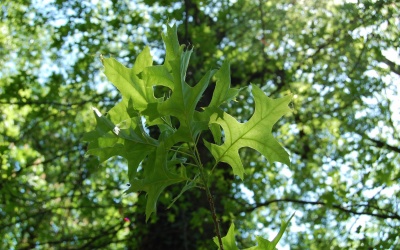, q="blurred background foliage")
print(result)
[1,0,399,249]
